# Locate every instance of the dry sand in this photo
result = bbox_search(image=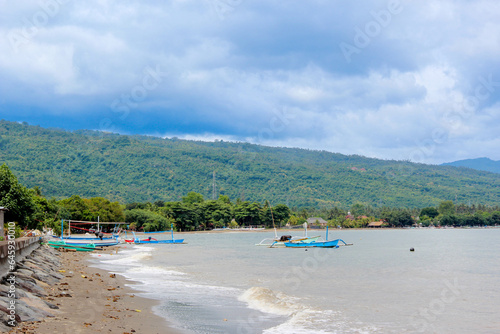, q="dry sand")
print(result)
[9,247,183,334]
